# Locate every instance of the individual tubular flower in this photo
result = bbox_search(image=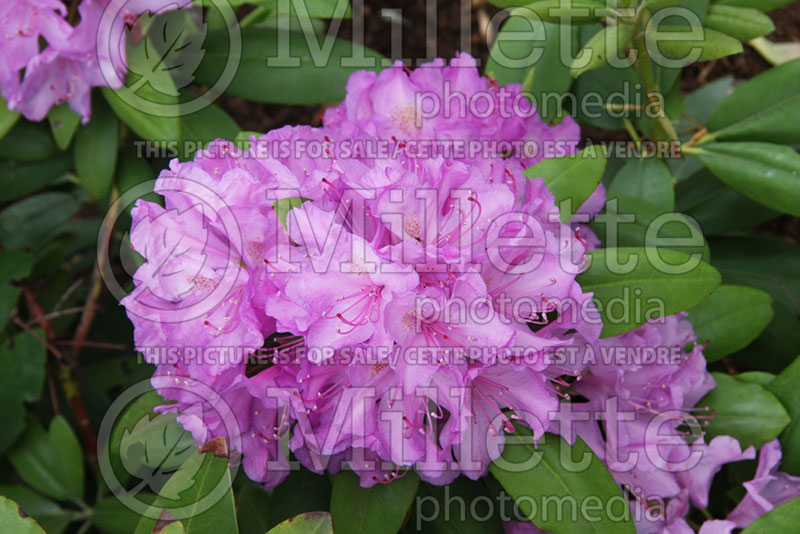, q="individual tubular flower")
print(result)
[726,438,800,528]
